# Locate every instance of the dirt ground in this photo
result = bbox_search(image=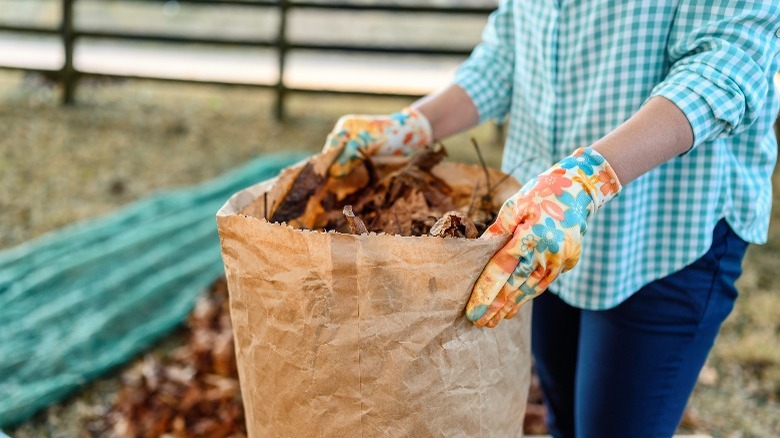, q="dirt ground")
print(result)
[2,70,779,437]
